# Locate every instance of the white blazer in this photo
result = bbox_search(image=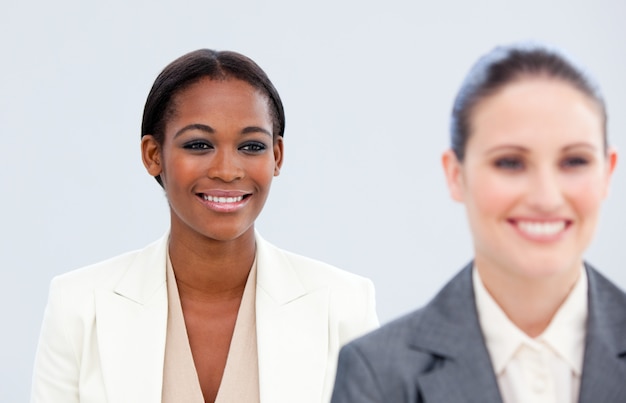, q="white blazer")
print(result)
[31,232,379,403]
